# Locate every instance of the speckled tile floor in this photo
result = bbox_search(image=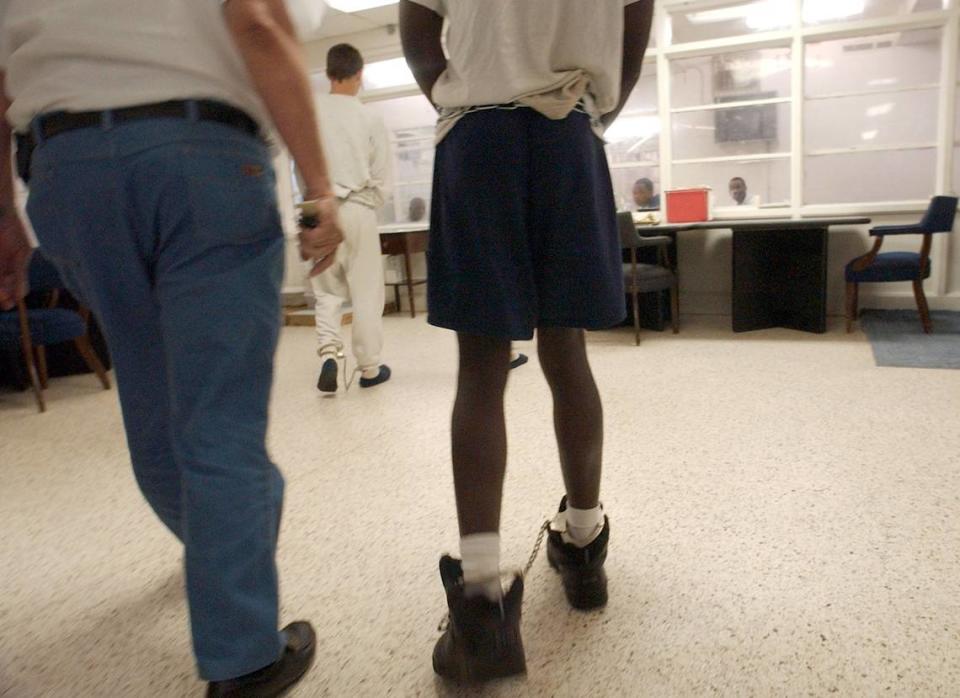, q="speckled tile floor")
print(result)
[2,315,959,697]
